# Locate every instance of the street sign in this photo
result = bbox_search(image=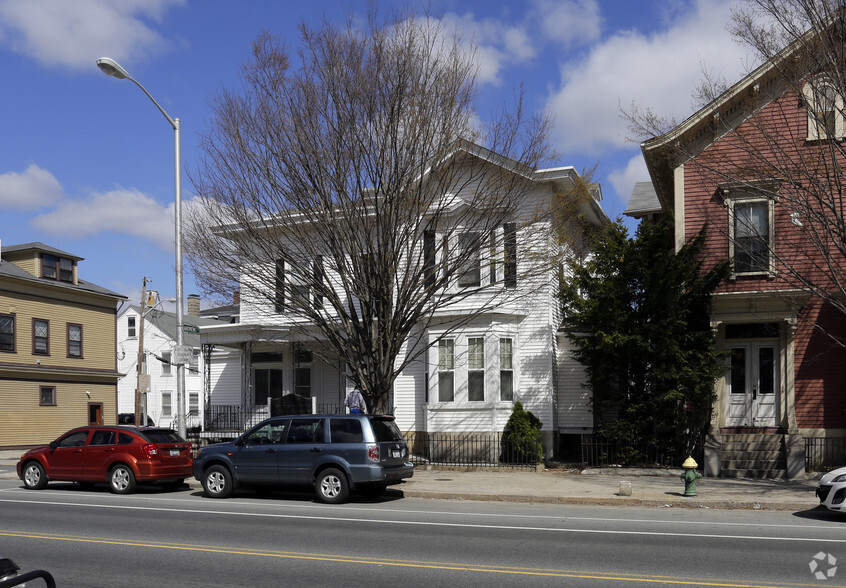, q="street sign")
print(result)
[173,345,194,366]
[183,324,200,334]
